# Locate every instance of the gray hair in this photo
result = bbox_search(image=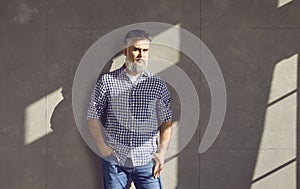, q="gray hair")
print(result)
[124,30,152,46]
